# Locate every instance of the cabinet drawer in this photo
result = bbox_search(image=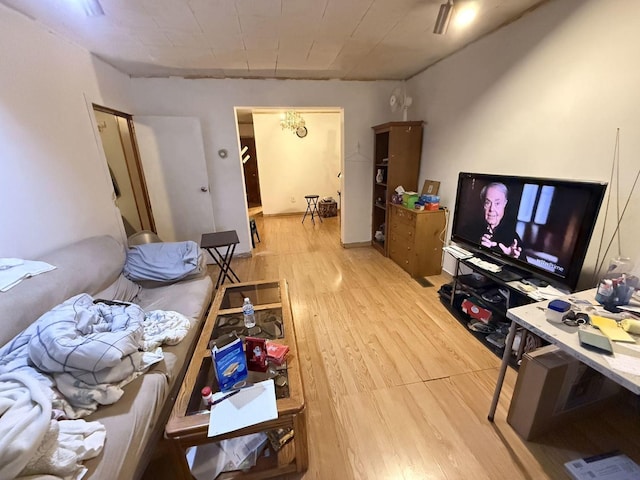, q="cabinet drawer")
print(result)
[389,222,415,240]
[390,205,416,227]
[389,244,407,266]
